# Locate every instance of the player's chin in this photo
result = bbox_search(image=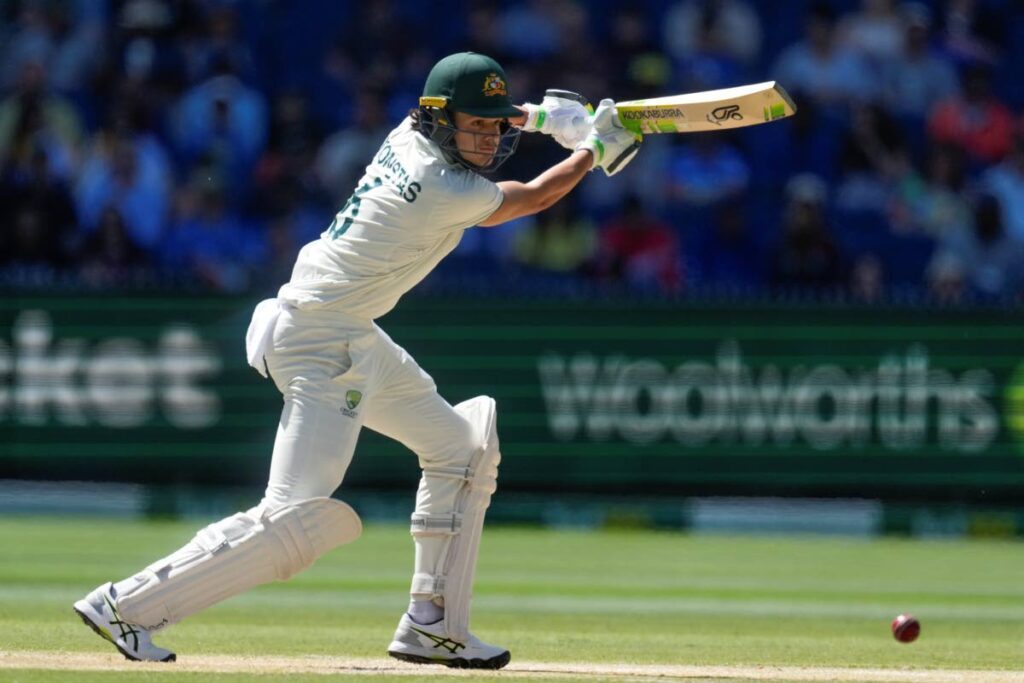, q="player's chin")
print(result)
[463,149,497,167]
